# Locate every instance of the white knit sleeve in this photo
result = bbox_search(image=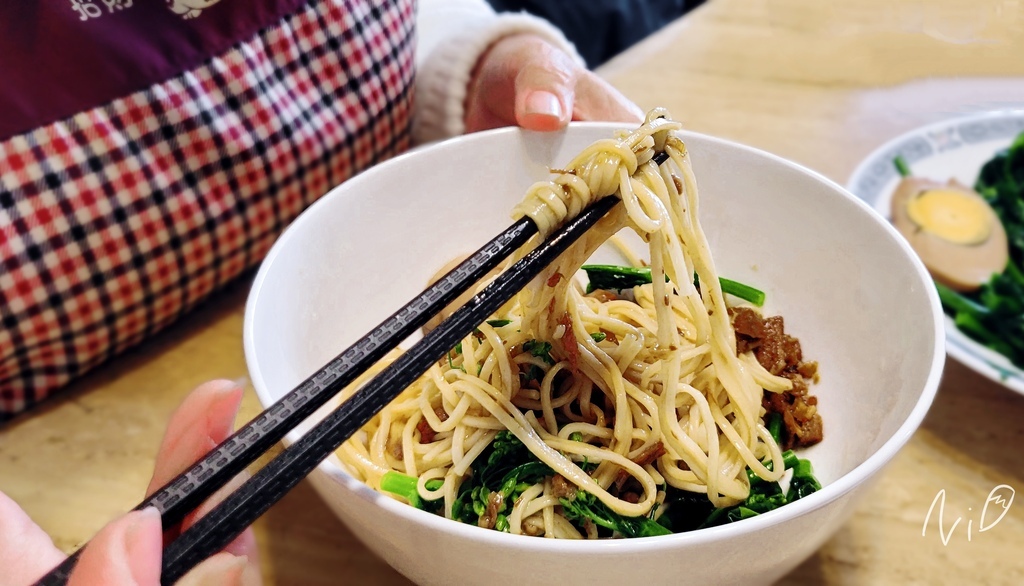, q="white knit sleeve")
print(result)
[414,0,584,144]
